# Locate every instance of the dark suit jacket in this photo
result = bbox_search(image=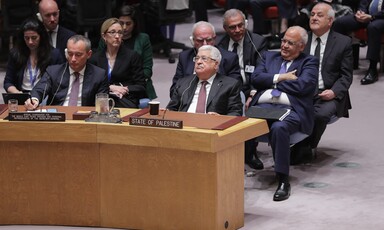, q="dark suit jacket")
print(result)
[359,0,384,18]
[250,51,319,135]
[304,31,353,117]
[31,62,109,106]
[171,46,242,97]
[56,26,76,60]
[89,46,146,108]
[167,73,243,116]
[4,48,64,92]
[217,30,268,96]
